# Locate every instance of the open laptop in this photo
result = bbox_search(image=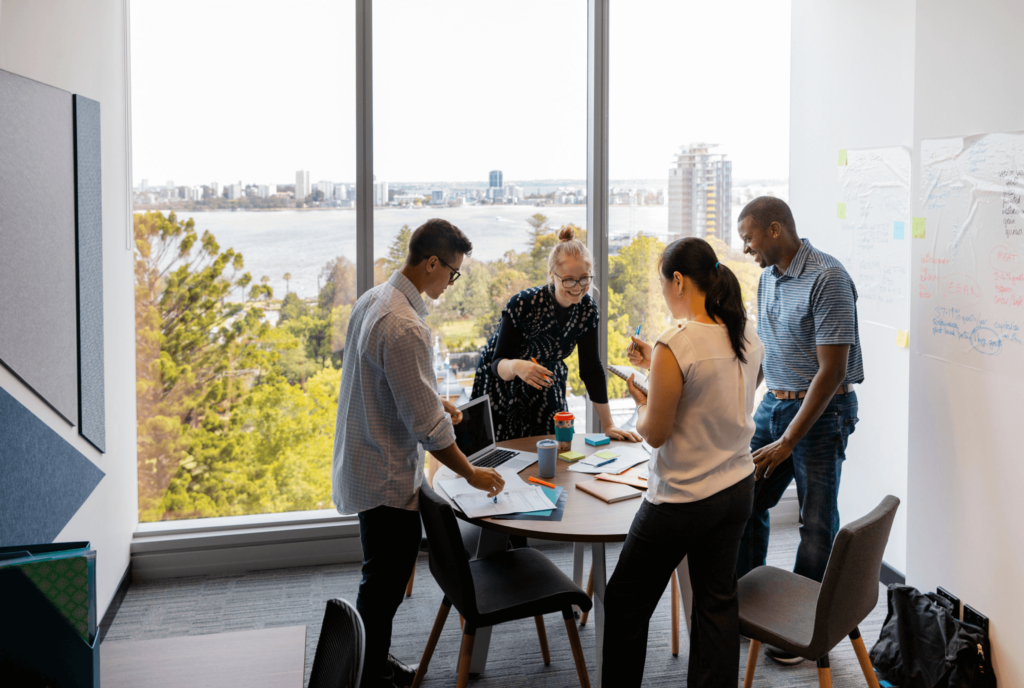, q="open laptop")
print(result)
[453,395,538,472]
